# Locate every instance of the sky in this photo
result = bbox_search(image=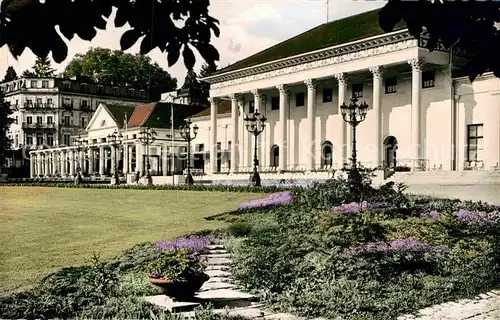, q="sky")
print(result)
[0,0,386,88]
